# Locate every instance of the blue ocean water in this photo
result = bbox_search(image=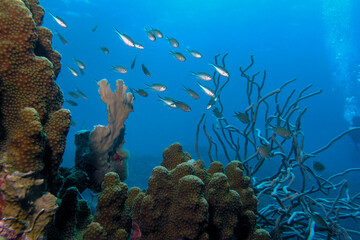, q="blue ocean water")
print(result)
[40,0,359,194]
